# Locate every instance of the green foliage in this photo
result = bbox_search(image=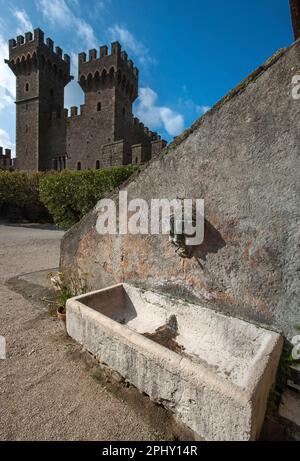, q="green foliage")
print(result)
[0,171,51,222]
[50,271,89,313]
[39,166,138,228]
